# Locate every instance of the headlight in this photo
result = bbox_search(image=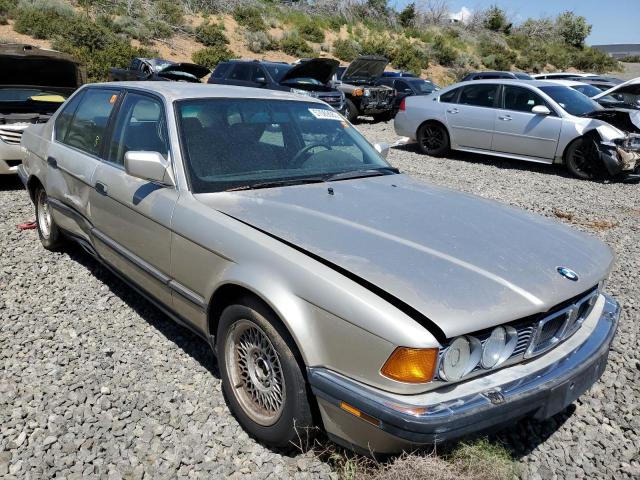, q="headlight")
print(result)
[363,88,371,97]
[440,336,481,381]
[290,88,313,97]
[481,326,517,369]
